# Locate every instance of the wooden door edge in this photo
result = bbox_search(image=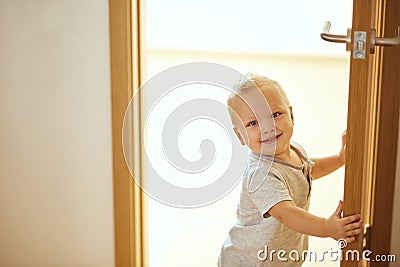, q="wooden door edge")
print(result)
[109,0,144,266]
